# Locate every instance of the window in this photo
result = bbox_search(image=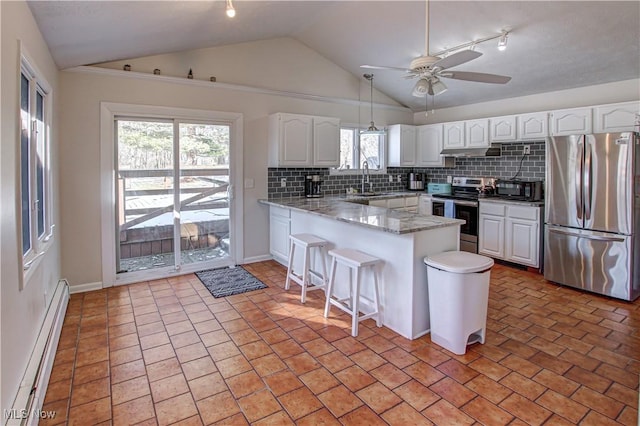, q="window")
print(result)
[334,126,386,174]
[20,54,53,271]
